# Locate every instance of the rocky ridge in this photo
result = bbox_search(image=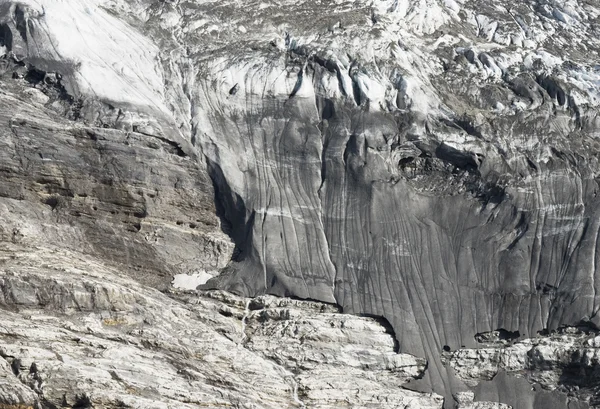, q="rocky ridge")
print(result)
[447,327,600,408]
